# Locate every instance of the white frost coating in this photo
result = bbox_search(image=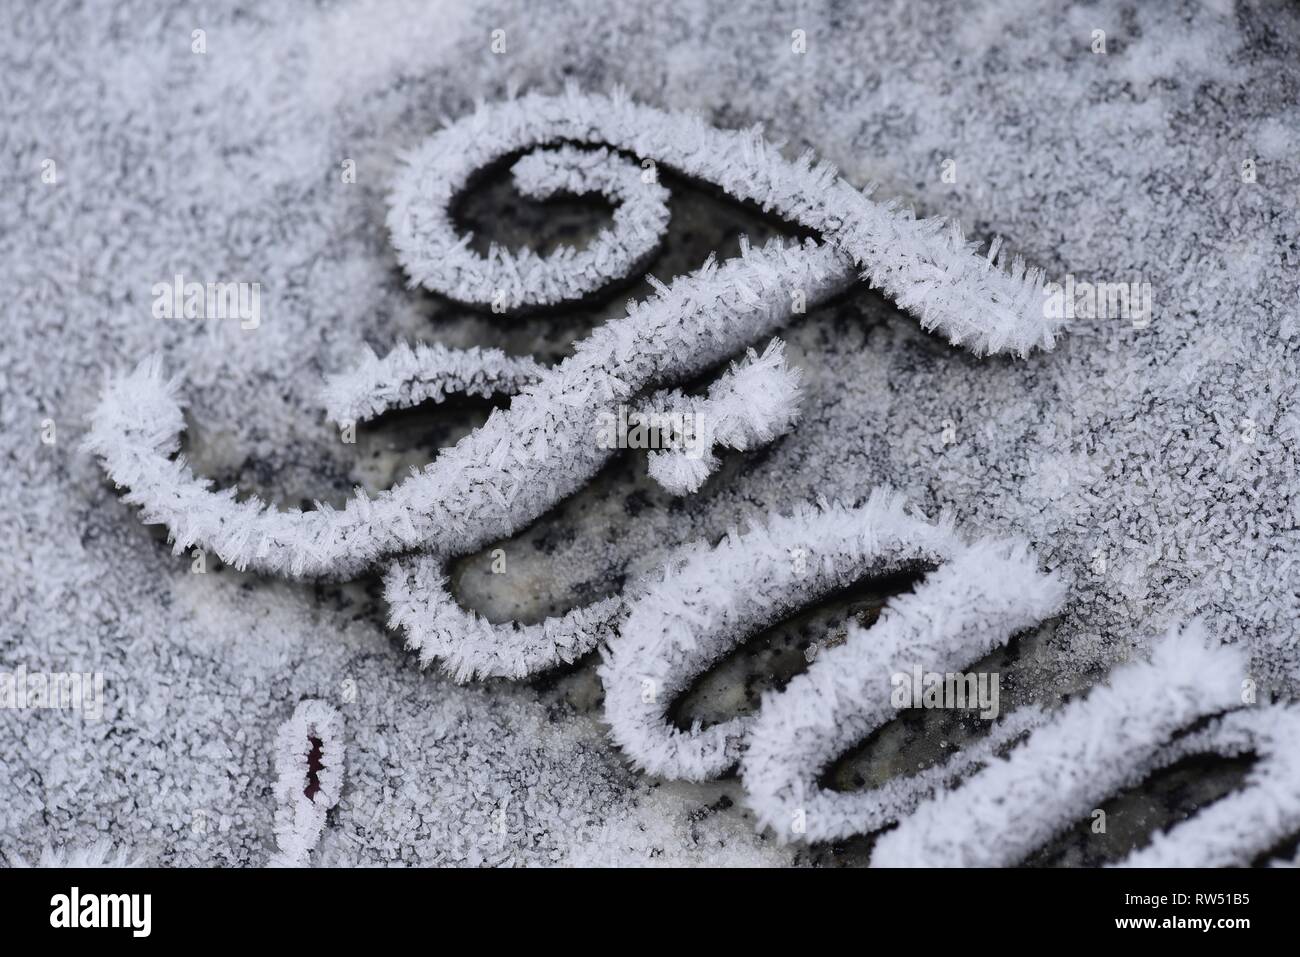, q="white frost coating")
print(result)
[393,137,670,309]
[871,623,1249,867]
[602,491,1065,792]
[391,87,1058,355]
[269,700,344,868]
[381,343,796,679]
[5,838,148,868]
[498,145,672,307]
[739,536,1066,842]
[644,339,804,495]
[384,553,627,681]
[86,237,848,579]
[645,447,716,498]
[320,341,545,425]
[1117,704,1300,868]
